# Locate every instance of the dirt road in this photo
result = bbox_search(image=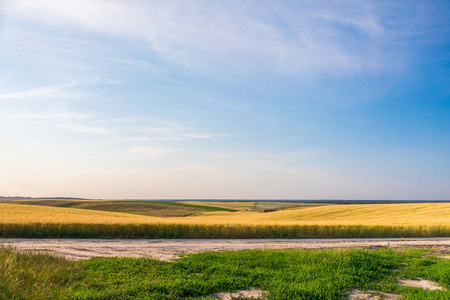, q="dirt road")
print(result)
[1,238,450,261]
